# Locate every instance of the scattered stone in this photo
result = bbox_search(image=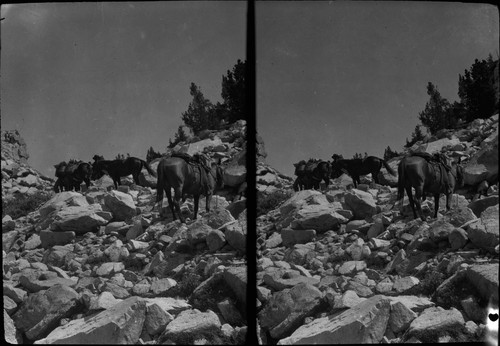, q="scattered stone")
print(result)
[277,295,391,344]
